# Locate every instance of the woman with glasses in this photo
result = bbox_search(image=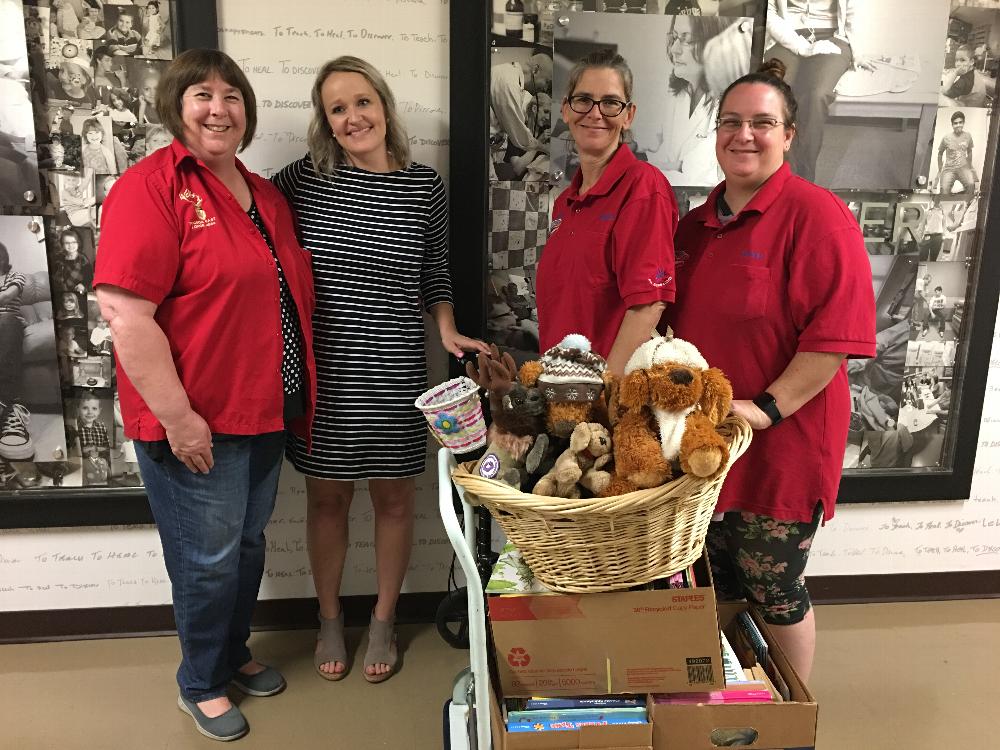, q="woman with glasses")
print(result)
[645,16,750,187]
[665,59,876,686]
[535,49,677,375]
